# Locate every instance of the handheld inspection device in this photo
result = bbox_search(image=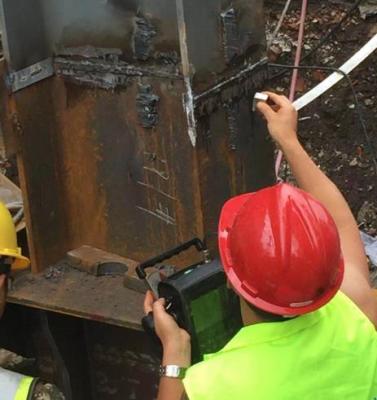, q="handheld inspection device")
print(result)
[137,238,242,363]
